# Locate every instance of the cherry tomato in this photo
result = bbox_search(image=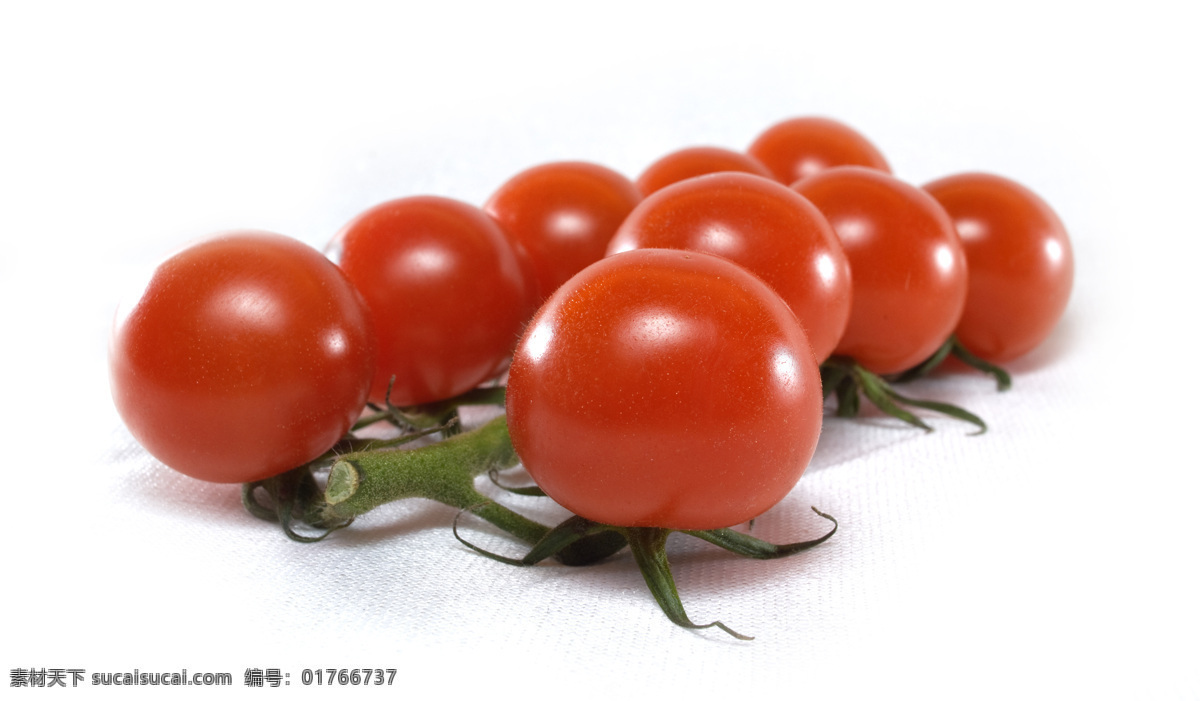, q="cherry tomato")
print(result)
[634,145,773,196]
[607,172,852,363]
[329,196,527,406]
[748,116,891,185]
[483,161,642,304]
[793,167,968,375]
[506,248,823,531]
[109,231,376,484]
[924,172,1074,363]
